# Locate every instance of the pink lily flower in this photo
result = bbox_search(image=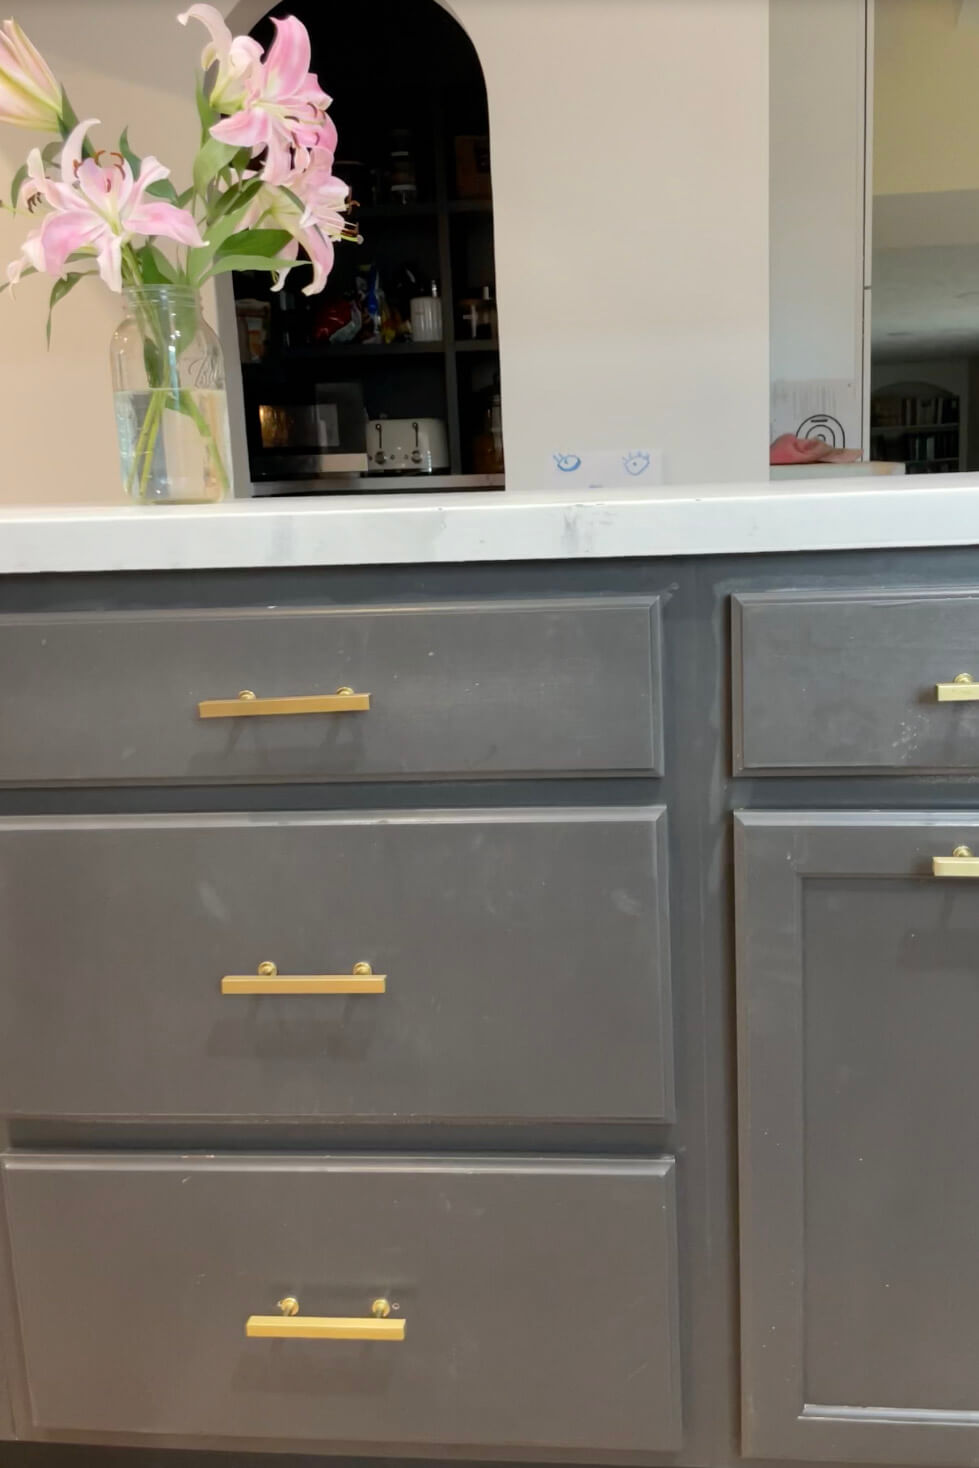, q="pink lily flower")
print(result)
[240,152,351,295]
[8,118,204,292]
[177,4,261,112]
[0,17,63,132]
[209,16,337,185]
